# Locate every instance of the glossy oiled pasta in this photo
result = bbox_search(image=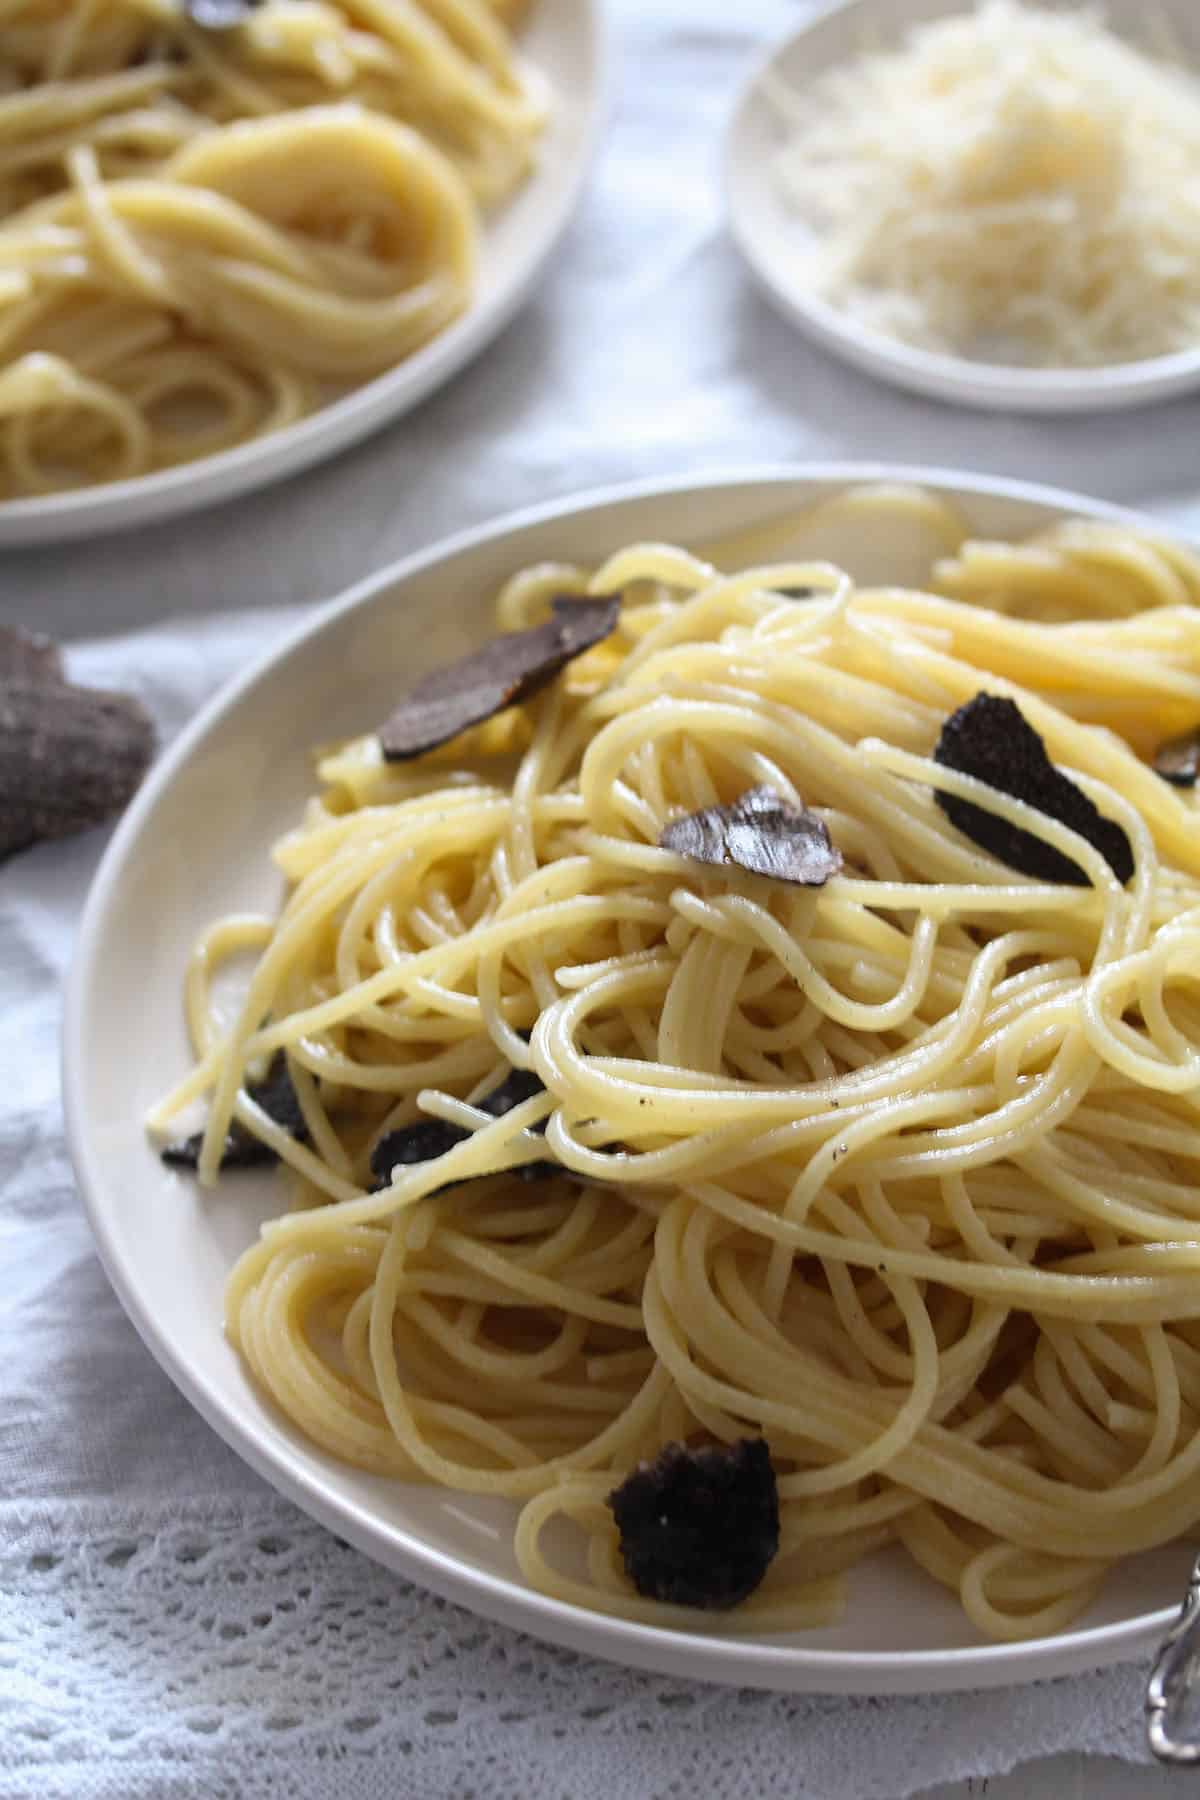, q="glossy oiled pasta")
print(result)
[152,485,1200,1641]
[0,0,546,495]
